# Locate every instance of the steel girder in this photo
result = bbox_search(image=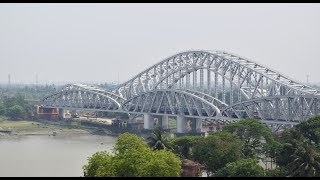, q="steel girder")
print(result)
[41,84,125,111]
[121,89,221,118]
[222,95,320,125]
